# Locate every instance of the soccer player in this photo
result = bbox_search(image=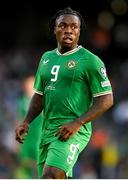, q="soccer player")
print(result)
[15,75,42,178]
[15,7,113,179]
